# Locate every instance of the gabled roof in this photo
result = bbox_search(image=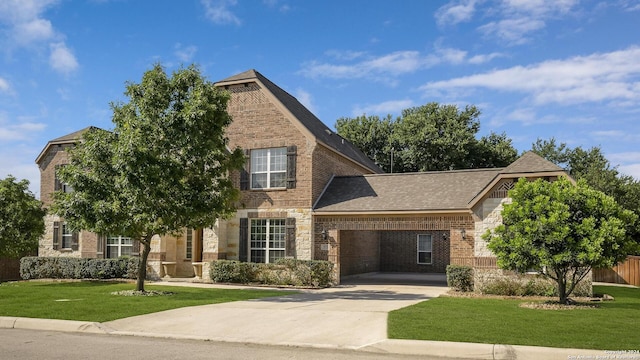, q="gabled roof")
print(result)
[502,151,563,174]
[314,152,569,214]
[314,169,501,213]
[216,70,382,174]
[35,126,99,164]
